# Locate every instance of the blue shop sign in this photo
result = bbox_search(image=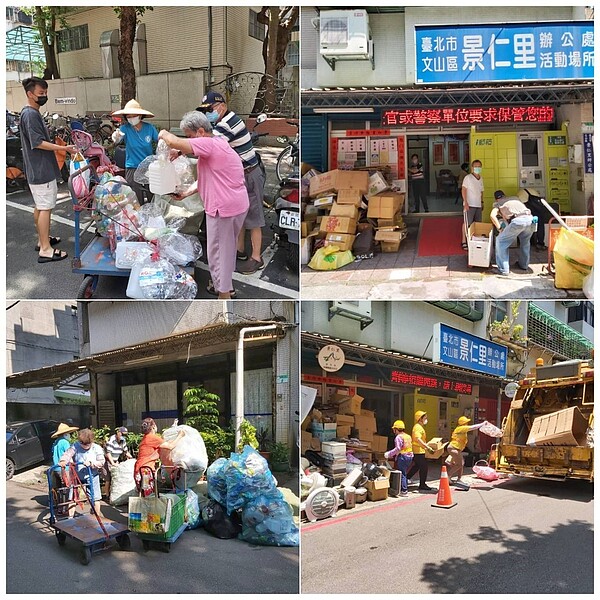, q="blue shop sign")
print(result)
[433,323,507,378]
[415,21,594,84]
